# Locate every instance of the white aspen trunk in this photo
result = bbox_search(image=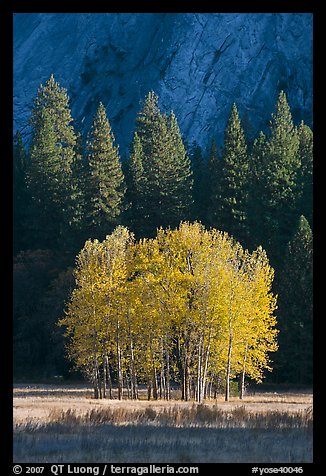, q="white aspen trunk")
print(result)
[166,345,170,400]
[153,367,158,400]
[184,345,190,401]
[97,365,102,399]
[93,365,99,400]
[102,360,106,399]
[239,370,246,400]
[197,336,202,402]
[225,332,233,402]
[226,279,236,402]
[160,338,165,399]
[202,335,212,401]
[129,337,138,399]
[105,353,113,399]
[117,341,123,400]
[239,346,248,400]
